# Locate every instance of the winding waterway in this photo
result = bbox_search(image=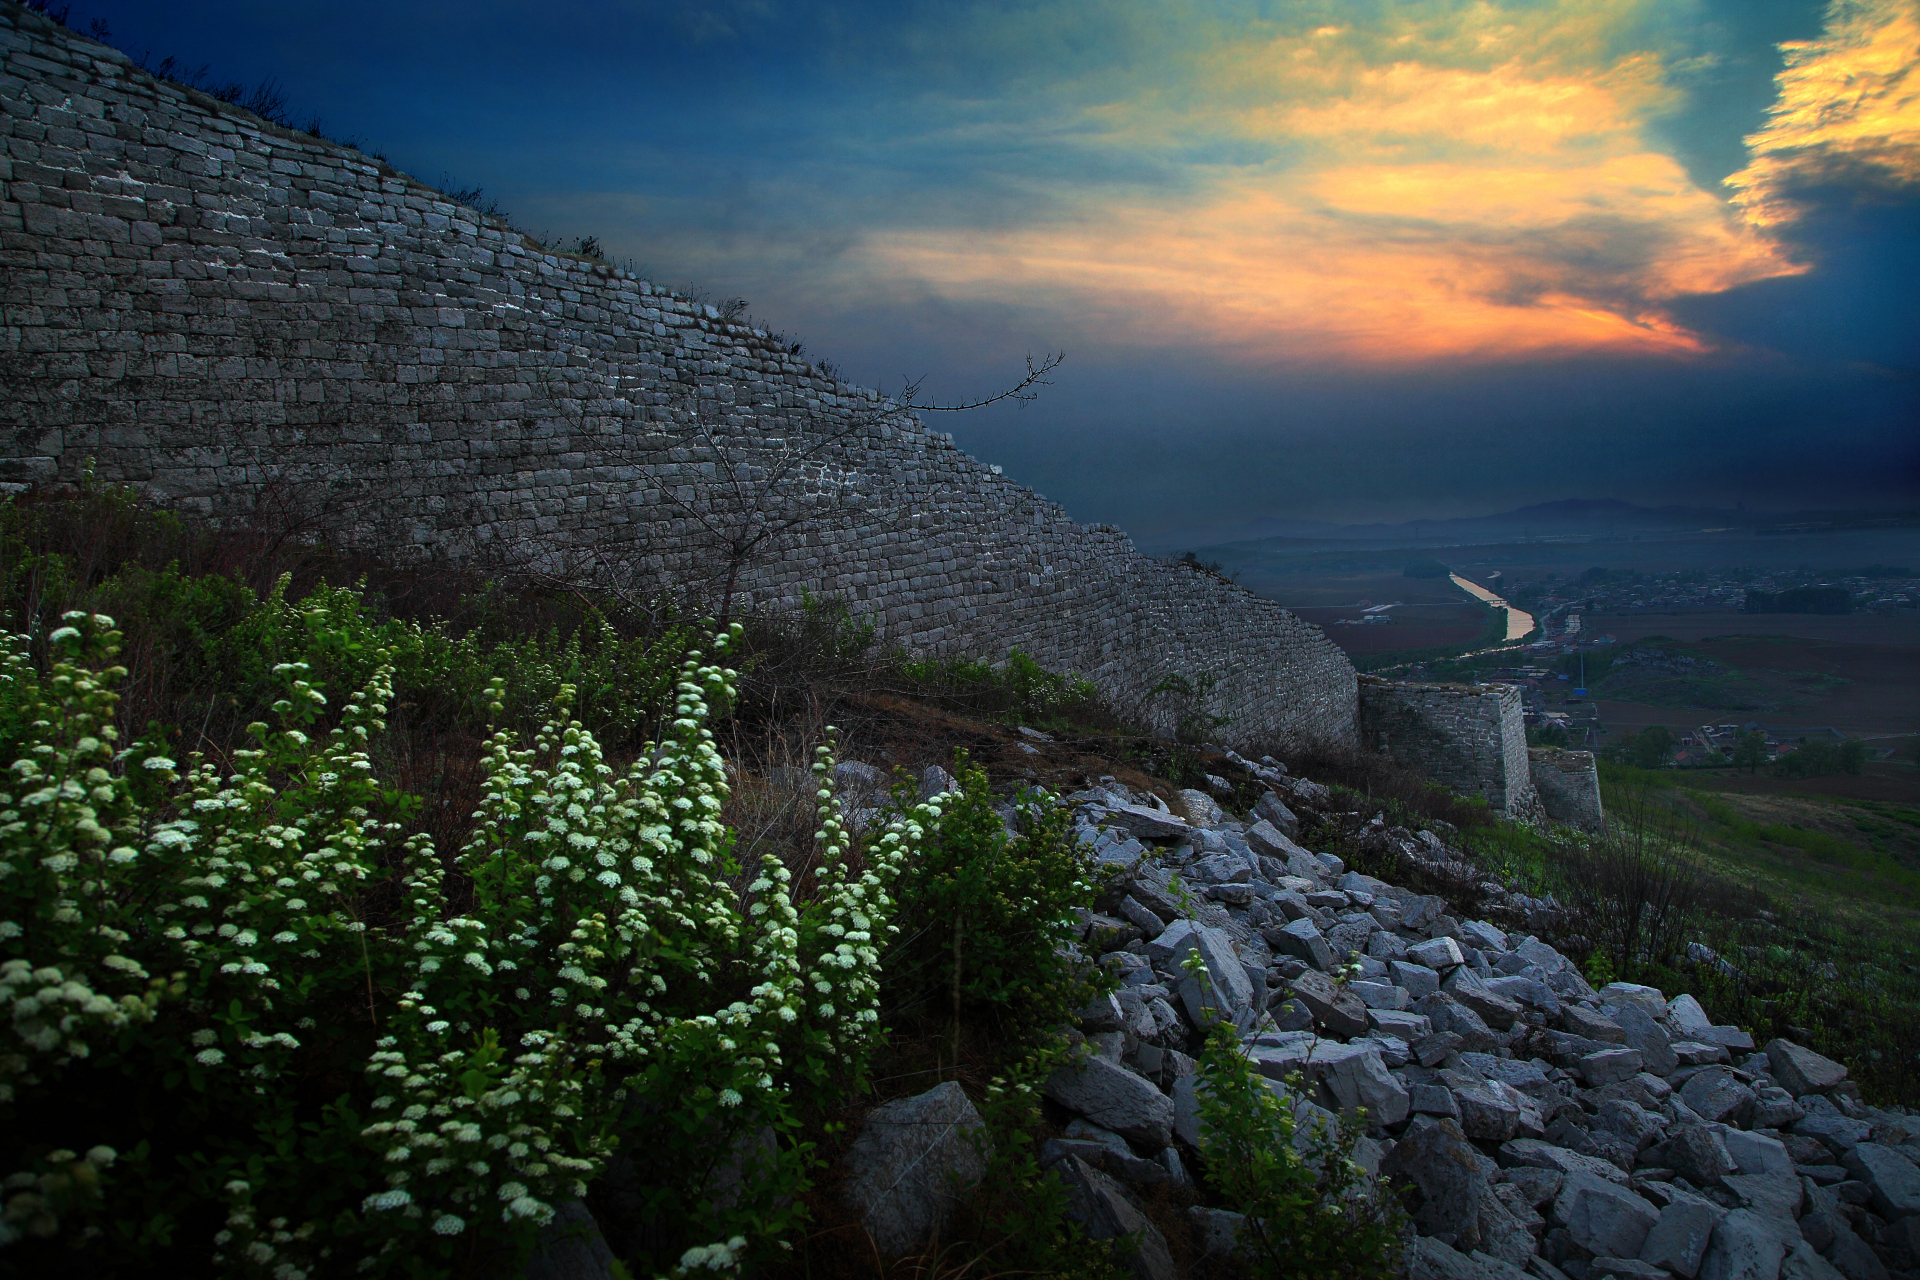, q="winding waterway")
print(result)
[1450,574,1537,642]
